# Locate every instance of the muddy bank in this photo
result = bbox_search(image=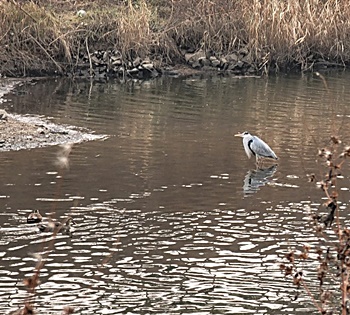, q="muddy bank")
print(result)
[70,48,259,80]
[70,47,345,81]
[0,80,107,152]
